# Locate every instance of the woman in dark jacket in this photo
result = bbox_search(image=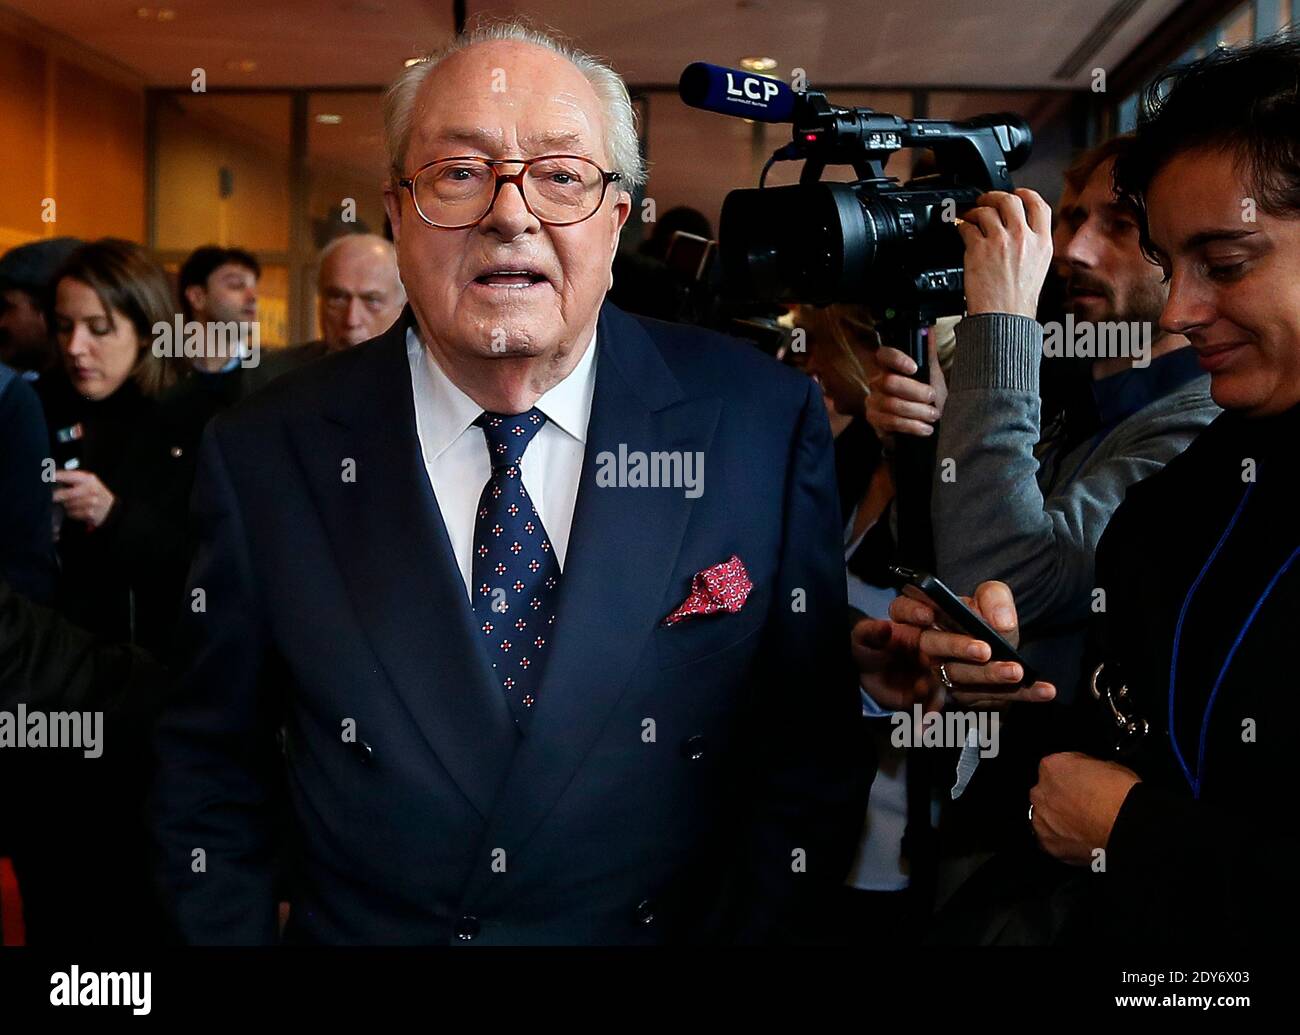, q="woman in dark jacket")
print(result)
[37,239,192,659]
[18,239,189,945]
